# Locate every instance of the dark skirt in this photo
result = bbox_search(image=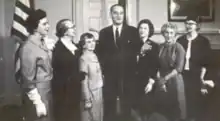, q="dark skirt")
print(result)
[154,74,186,121]
[134,77,156,116]
[183,70,205,119]
[52,79,81,121]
